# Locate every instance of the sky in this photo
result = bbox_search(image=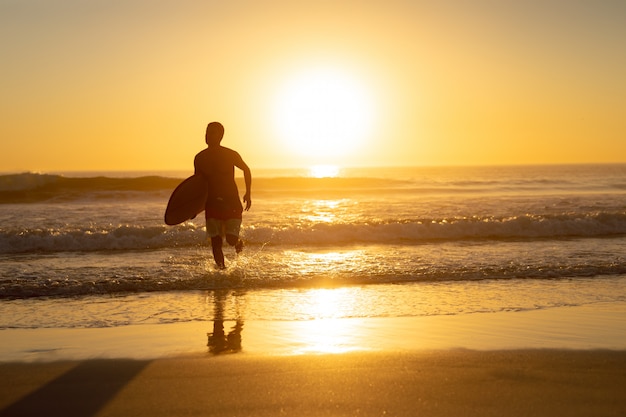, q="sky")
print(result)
[1,0,626,172]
